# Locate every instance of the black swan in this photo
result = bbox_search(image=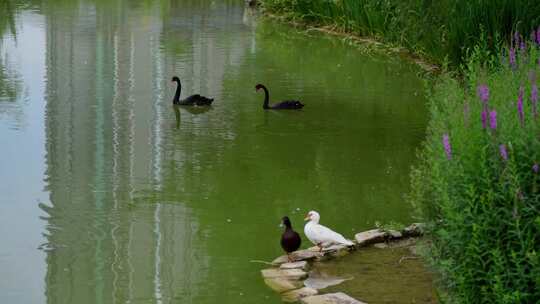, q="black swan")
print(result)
[256,84,304,110]
[172,76,214,106]
[281,216,302,261]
